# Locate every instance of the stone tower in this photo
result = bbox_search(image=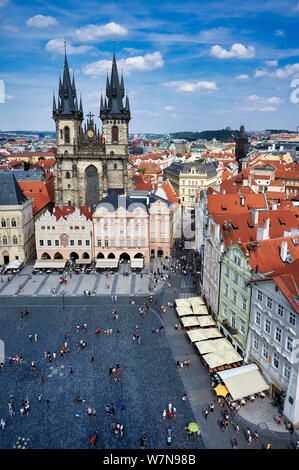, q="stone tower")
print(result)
[235,125,249,173]
[53,46,135,209]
